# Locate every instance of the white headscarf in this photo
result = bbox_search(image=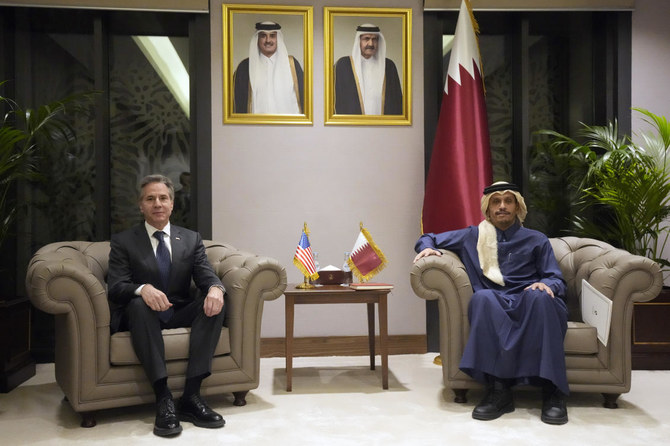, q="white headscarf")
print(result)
[248,22,300,114]
[351,24,386,115]
[476,181,528,286]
